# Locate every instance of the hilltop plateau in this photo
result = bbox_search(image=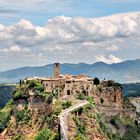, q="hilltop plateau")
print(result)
[0,78,139,140]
